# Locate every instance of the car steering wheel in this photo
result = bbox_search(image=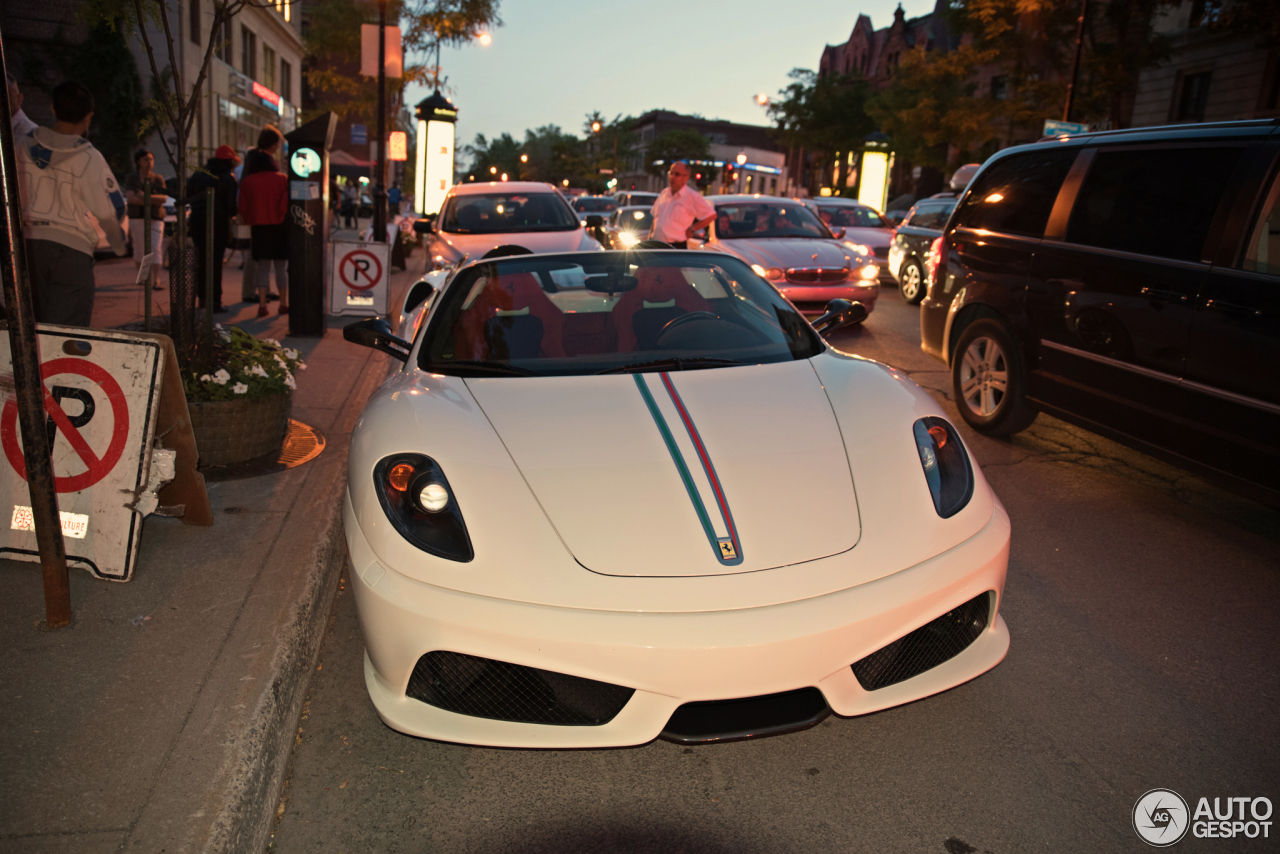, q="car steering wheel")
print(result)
[658,311,719,339]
